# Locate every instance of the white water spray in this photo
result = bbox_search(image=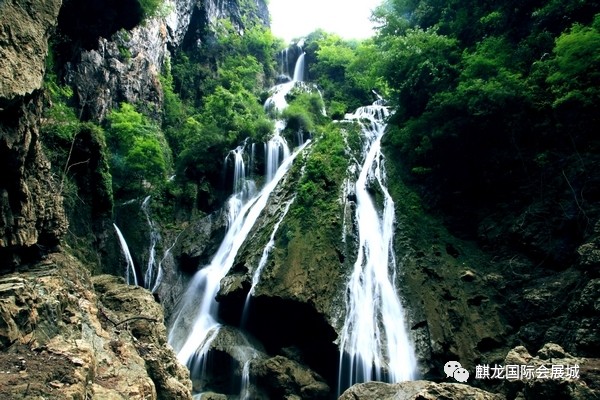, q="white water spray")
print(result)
[338,103,416,392]
[240,360,252,400]
[141,195,161,289]
[292,52,306,82]
[113,223,138,286]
